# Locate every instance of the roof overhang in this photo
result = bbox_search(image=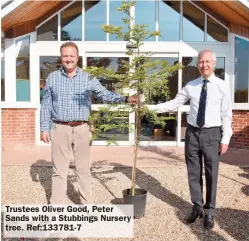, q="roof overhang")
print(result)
[1,0,26,18]
[200,0,249,28]
[1,0,249,36]
[239,0,249,9]
[1,1,71,33]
